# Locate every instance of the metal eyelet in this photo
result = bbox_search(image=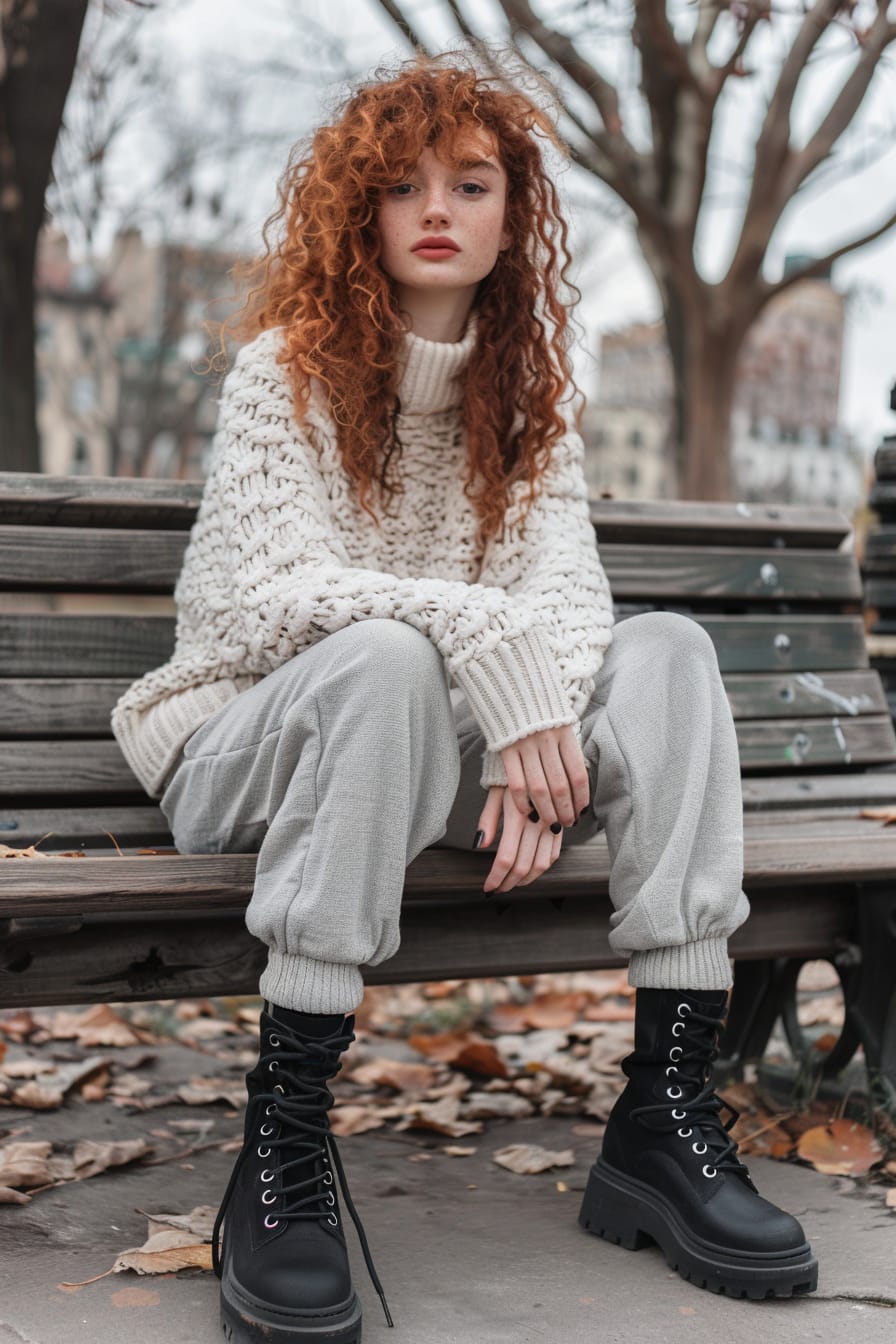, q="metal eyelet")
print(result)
[260,1167,274,1181]
[262,1189,276,1205]
[323,1171,333,1185]
[677,1003,692,1016]
[258,1147,271,1159]
[669,1046,683,1061]
[671,1109,686,1121]
[265,1104,276,1116]
[268,1061,278,1072]
[702,1165,717,1179]
[269,1034,281,1048]
[677,1127,693,1138]
[260,1123,274,1137]
[672,1022,685,1037]
[327,1213,338,1227]
[692,1141,708,1155]
[264,1214,279,1230]
[326,1191,335,1206]
[273,1084,285,1095]
[666,1086,683,1099]
[665,1065,677,1077]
